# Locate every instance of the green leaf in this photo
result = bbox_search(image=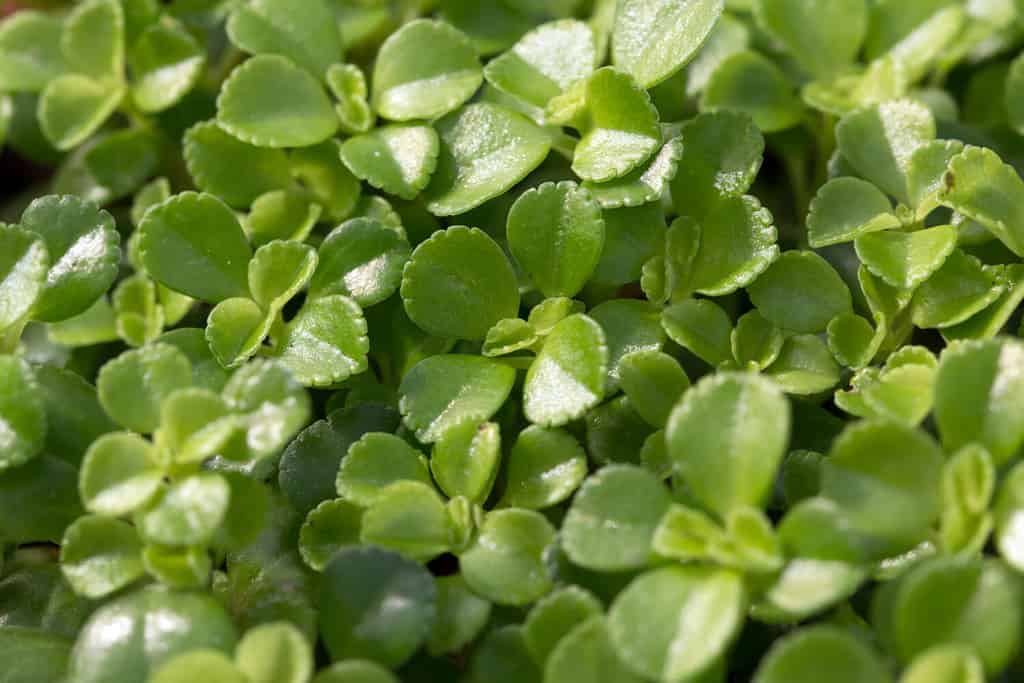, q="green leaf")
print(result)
[19,194,120,322]
[836,99,935,204]
[217,55,338,148]
[484,20,597,109]
[150,651,246,683]
[827,313,879,369]
[430,420,501,503]
[327,63,374,135]
[499,426,587,509]
[81,127,160,201]
[139,192,253,303]
[667,372,790,516]
[0,12,66,92]
[97,343,192,433]
[619,350,690,428]
[138,473,230,546]
[130,19,204,112]
[611,0,724,88]
[934,338,1024,465]
[911,250,1004,329]
[995,463,1024,571]
[582,136,683,209]
[399,354,516,443]
[608,566,745,683]
[691,194,778,295]
[765,334,842,395]
[0,226,47,332]
[68,587,237,683]
[906,139,964,216]
[310,217,411,308]
[523,585,603,666]
[245,189,322,247]
[372,19,481,121]
[112,275,160,344]
[748,250,852,333]
[312,660,398,683]
[662,298,733,367]
[939,146,1024,257]
[143,544,212,588]
[460,508,555,606]
[290,140,362,222]
[701,51,803,133]
[524,313,608,427]
[855,225,956,290]
[60,515,143,598]
[943,264,1024,342]
[336,432,431,507]
[752,625,892,683]
[340,125,439,200]
[507,181,605,298]
[63,0,123,82]
[401,226,520,340]
[428,574,492,656]
[159,388,235,464]
[589,298,664,391]
[821,420,944,557]
[0,627,72,683]
[0,454,81,543]
[32,364,116,465]
[247,240,317,312]
[0,356,46,471]
[235,622,313,683]
[807,177,901,248]
[226,0,341,79]
[546,617,646,683]
[206,297,274,369]
[425,103,551,216]
[319,546,436,667]
[592,203,667,287]
[38,75,122,151]
[890,557,1020,675]
[731,309,784,370]
[46,296,119,347]
[670,111,763,220]
[572,68,661,182]
[754,0,867,78]
[483,318,538,357]
[361,481,452,561]
[299,498,363,571]
[562,465,671,571]
[183,121,291,209]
